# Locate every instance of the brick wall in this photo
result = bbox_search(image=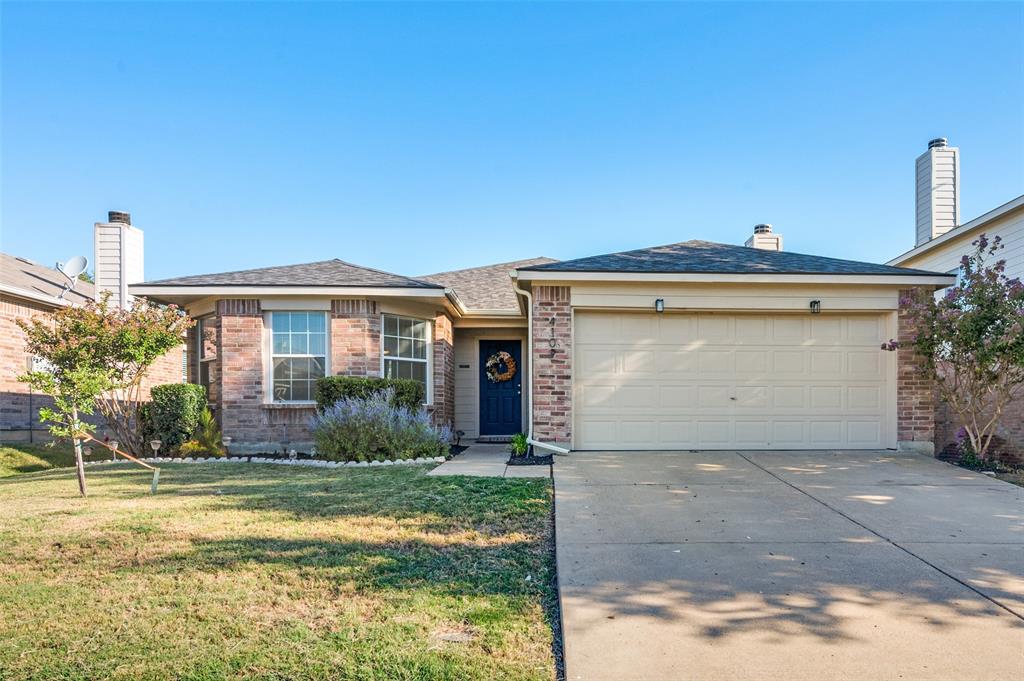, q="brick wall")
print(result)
[1,293,183,442]
[1,295,57,439]
[216,299,270,446]
[432,312,455,428]
[934,397,1024,464]
[331,299,382,376]
[532,286,572,445]
[896,288,936,453]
